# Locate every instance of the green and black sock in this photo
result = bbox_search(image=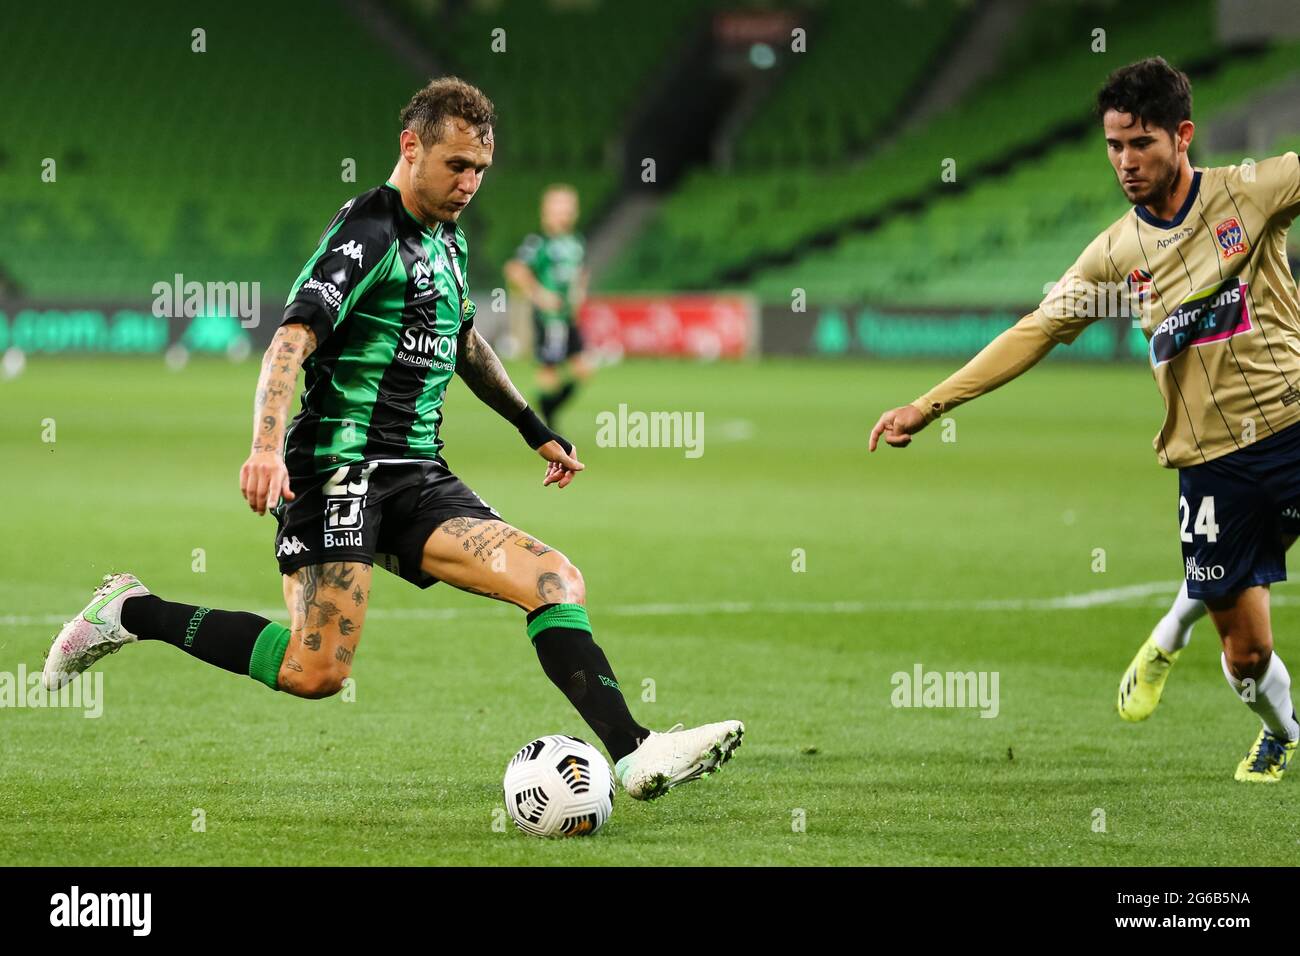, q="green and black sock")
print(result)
[527,603,649,762]
[121,595,290,689]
